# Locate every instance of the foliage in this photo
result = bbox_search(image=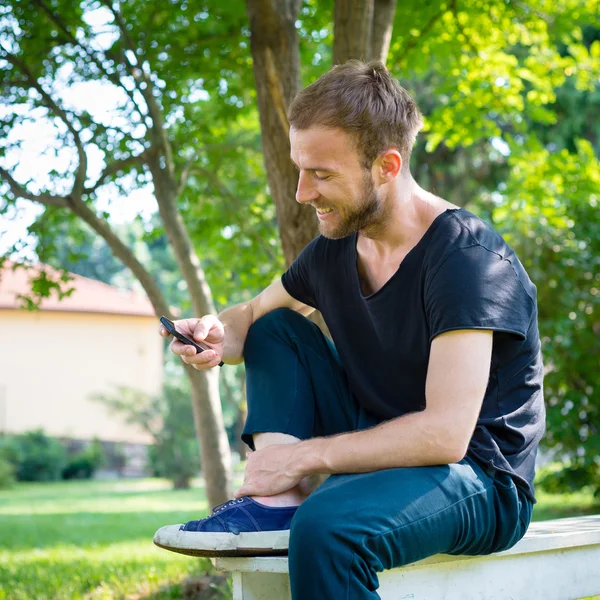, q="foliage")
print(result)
[537,461,600,499]
[384,1,600,488]
[2,430,68,482]
[0,455,15,490]
[95,382,202,489]
[0,0,281,306]
[62,440,105,480]
[493,137,600,491]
